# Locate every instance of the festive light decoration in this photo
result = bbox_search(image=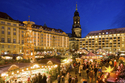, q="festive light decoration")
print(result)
[12,72,14,75]
[17,71,19,73]
[33,64,39,68]
[105,66,114,73]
